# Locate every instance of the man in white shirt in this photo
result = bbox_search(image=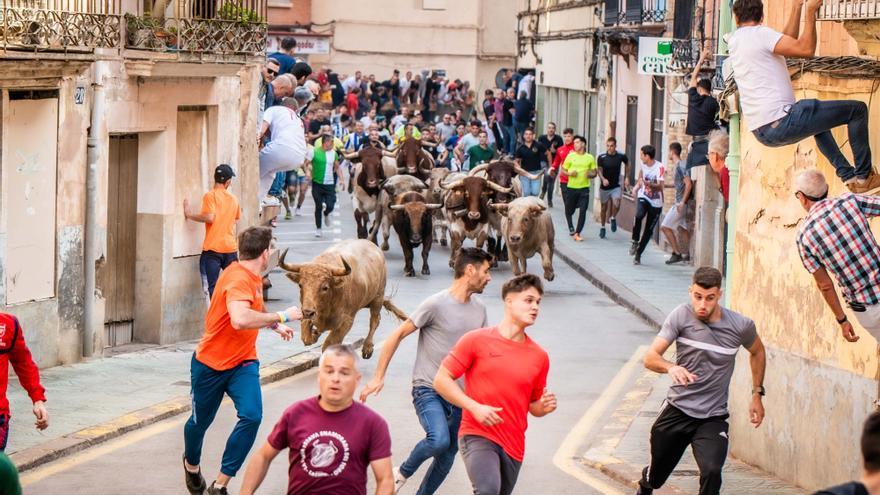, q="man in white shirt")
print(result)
[341,71,362,95]
[729,0,879,194]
